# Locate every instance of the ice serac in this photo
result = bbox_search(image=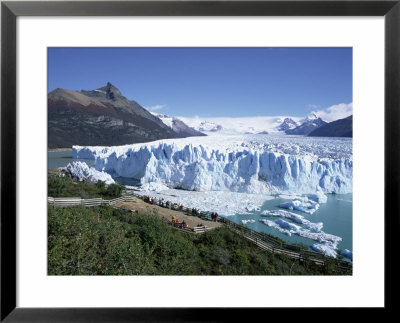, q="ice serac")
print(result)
[61,161,115,184]
[73,135,352,195]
